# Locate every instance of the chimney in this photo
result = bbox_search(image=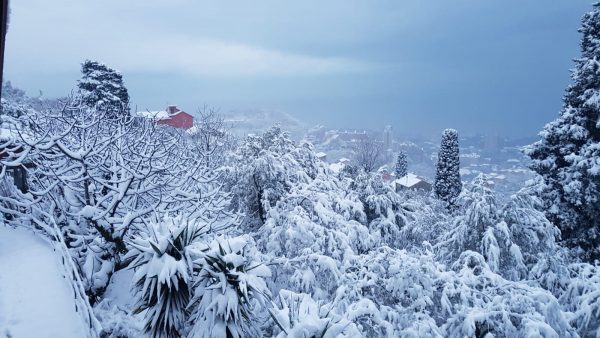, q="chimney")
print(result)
[167,105,178,114]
